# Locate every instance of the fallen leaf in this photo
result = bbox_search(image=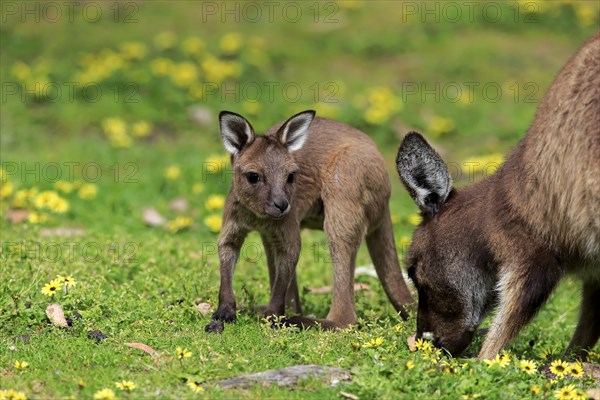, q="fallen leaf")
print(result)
[407,334,416,351]
[45,304,68,327]
[169,197,189,213]
[307,283,369,294]
[142,207,167,227]
[6,209,29,225]
[195,302,212,316]
[124,342,160,359]
[340,391,359,400]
